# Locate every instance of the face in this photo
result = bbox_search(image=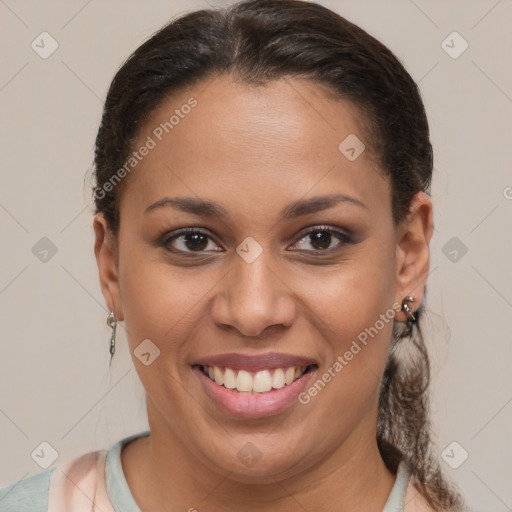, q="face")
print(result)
[94,75,432,482]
